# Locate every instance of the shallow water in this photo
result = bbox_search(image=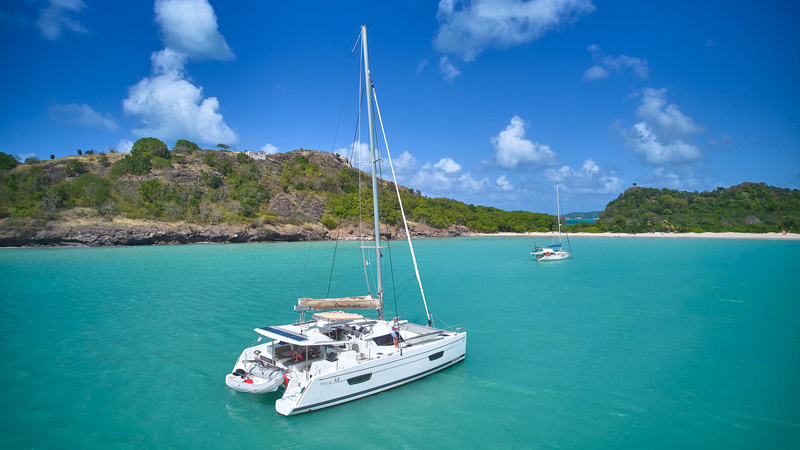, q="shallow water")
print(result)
[1,237,798,449]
